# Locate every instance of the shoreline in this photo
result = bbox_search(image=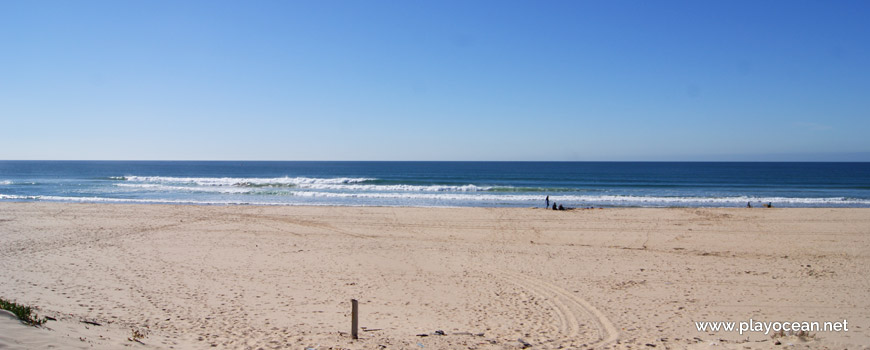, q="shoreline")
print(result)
[1,202,868,349]
[2,199,868,209]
